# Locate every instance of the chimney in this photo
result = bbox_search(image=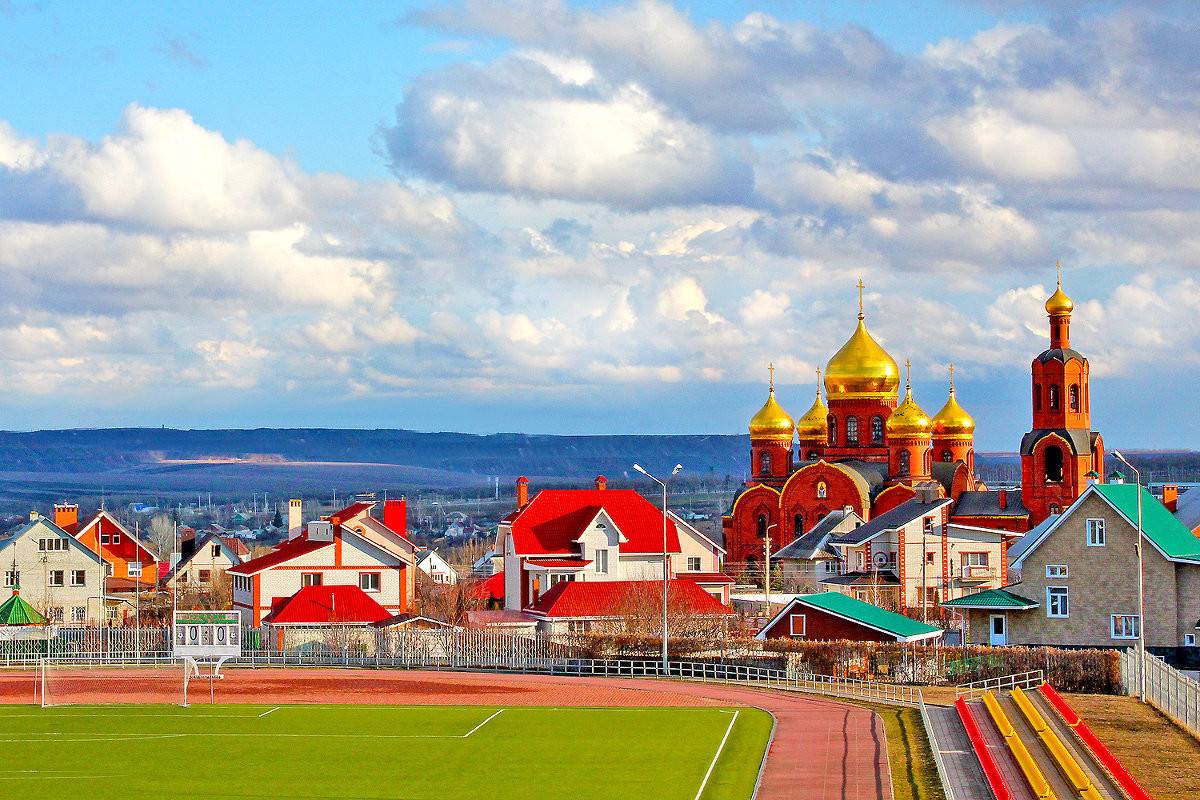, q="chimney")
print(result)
[54,503,79,531]
[1163,484,1179,513]
[516,476,530,509]
[29,510,39,521]
[307,520,334,542]
[288,499,303,539]
[595,475,607,491]
[998,488,1007,510]
[384,498,407,535]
